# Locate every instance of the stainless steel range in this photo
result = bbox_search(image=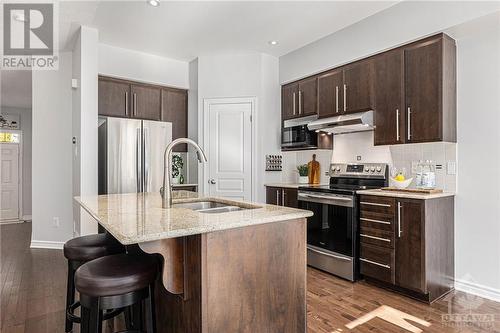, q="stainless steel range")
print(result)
[298,163,388,281]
